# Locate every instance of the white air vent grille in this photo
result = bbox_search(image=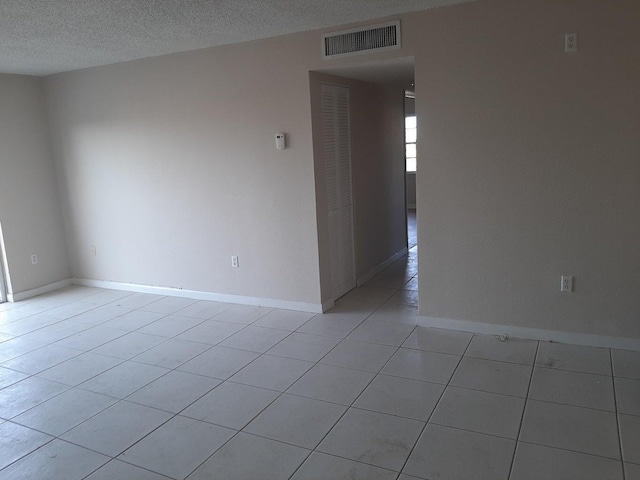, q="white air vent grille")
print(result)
[322,21,401,59]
